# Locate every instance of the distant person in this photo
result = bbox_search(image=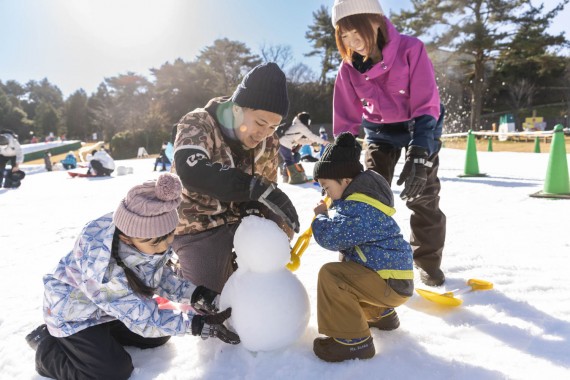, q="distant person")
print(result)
[299,144,319,162]
[25,173,239,380]
[0,129,24,188]
[318,126,329,158]
[44,152,53,172]
[85,149,96,163]
[60,151,77,170]
[311,132,413,362]
[278,112,328,184]
[171,62,299,293]
[88,148,115,177]
[331,0,447,286]
[154,142,171,172]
